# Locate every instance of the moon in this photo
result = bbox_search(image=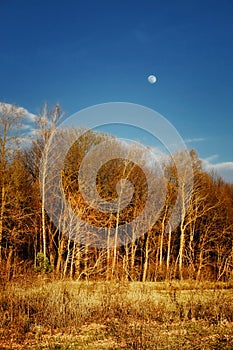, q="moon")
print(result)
[148,75,157,84]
